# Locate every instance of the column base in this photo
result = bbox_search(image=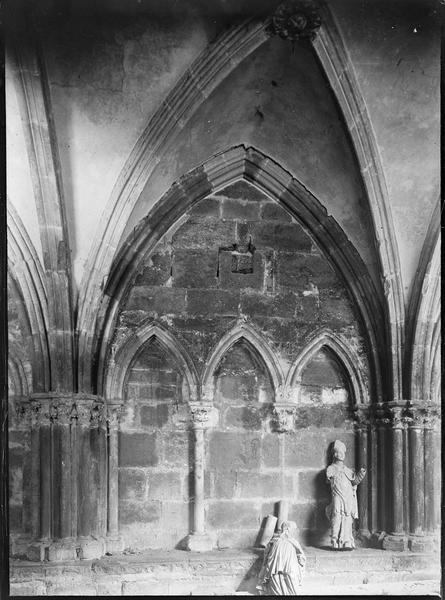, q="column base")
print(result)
[47,539,78,561]
[105,535,125,555]
[382,534,407,551]
[184,532,215,552]
[23,541,48,562]
[408,535,437,553]
[78,536,106,560]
